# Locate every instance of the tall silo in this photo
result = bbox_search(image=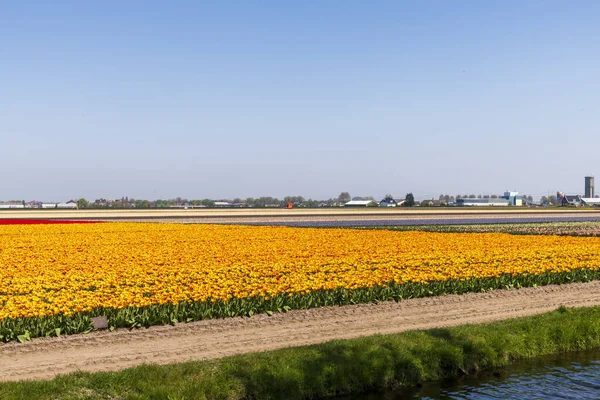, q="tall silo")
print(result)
[585,176,595,198]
